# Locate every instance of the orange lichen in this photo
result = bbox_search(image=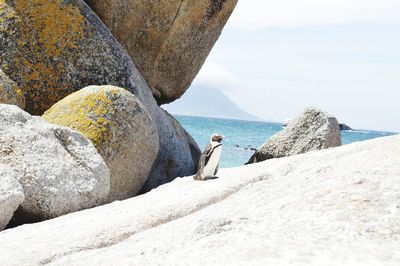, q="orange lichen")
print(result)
[14,0,84,56]
[5,0,85,114]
